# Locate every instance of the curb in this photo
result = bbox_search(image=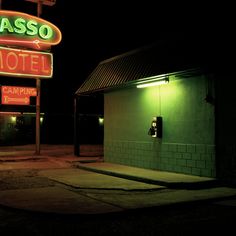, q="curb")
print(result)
[76,164,220,190]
